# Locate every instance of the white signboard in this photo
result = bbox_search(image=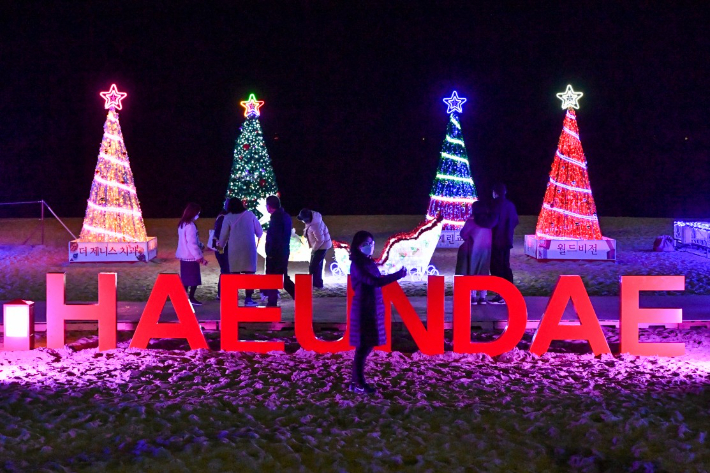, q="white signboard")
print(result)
[69,238,158,262]
[525,235,616,261]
